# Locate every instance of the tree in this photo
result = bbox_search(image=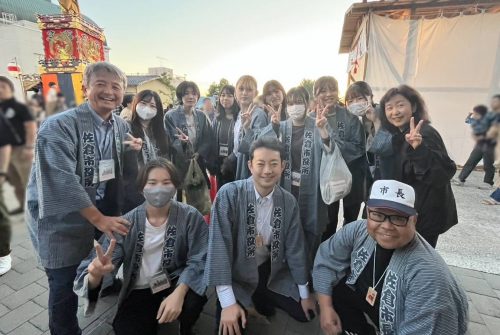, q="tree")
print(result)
[207,78,230,97]
[157,73,177,105]
[299,79,315,99]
